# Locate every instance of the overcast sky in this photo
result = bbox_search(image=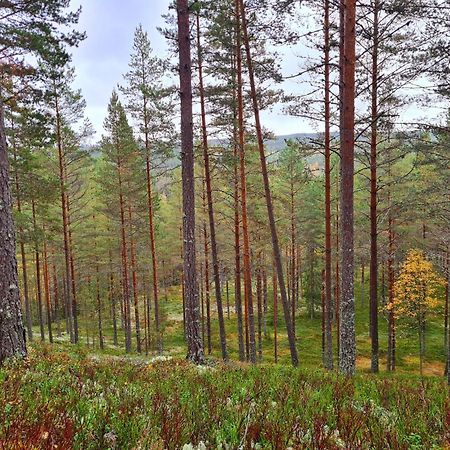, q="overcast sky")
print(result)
[70,1,444,142]
[70,0,308,140]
